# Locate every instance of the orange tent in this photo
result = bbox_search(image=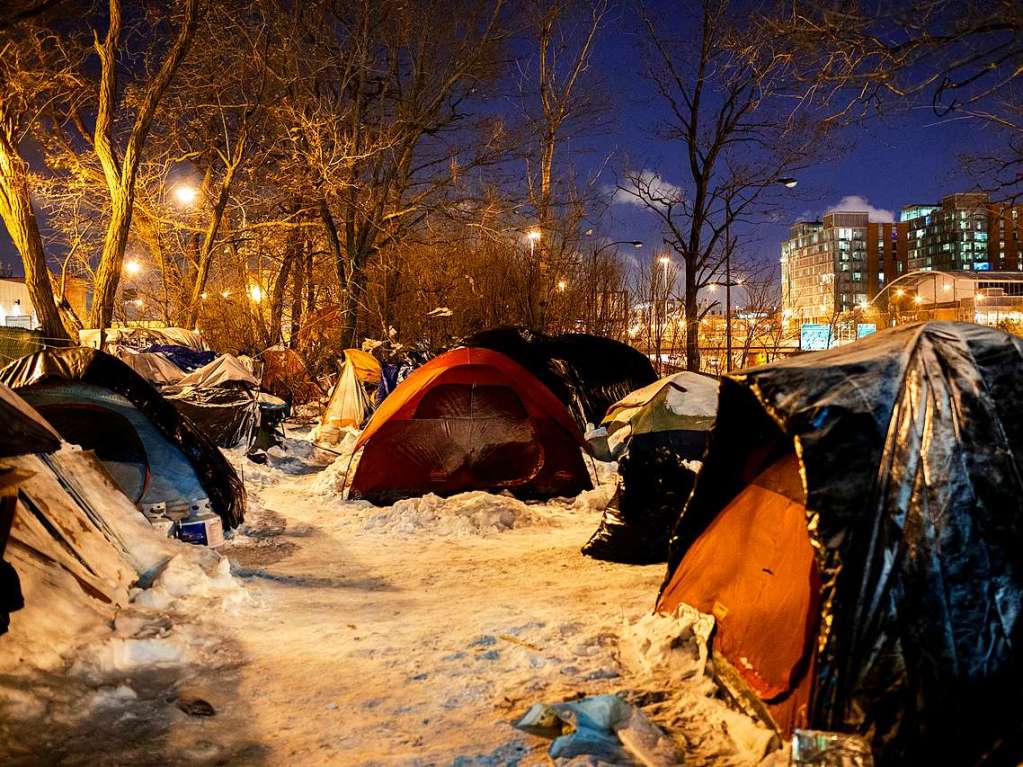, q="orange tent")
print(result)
[657,453,820,735]
[349,347,591,504]
[343,348,381,384]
